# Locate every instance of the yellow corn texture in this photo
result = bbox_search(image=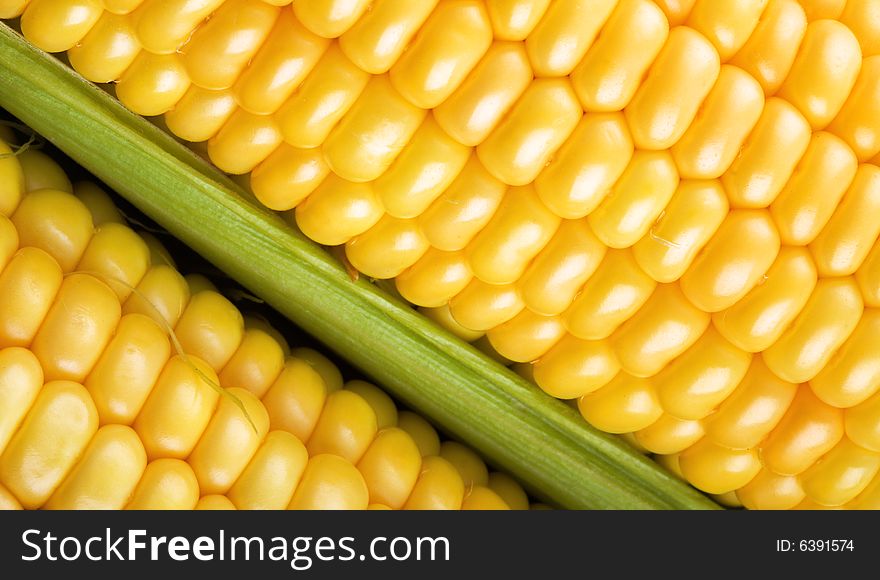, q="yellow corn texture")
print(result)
[0,137,528,510]
[8,0,880,509]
